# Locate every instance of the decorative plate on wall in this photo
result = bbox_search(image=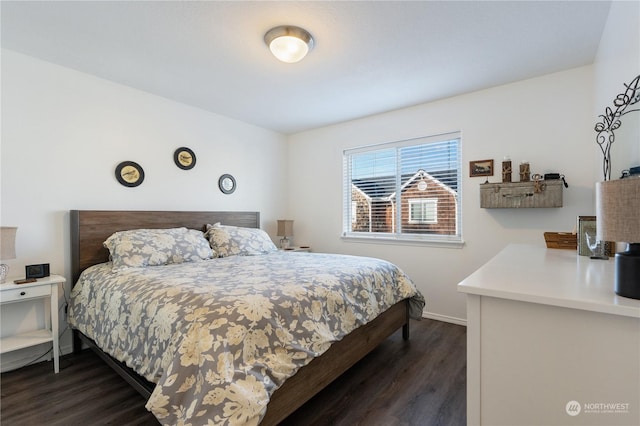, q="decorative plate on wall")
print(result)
[174,147,196,170]
[218,174,236,194]
[115,161,145,187]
